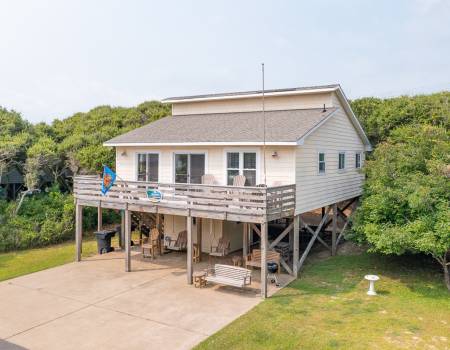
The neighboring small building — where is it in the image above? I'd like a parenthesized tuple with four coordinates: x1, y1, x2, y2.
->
(0, 167, 24, 200)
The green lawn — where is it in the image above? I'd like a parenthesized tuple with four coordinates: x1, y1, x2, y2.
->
(0, 238, 99, 282)
(196, 253, 450, 350)
(0, 232, 137, 282)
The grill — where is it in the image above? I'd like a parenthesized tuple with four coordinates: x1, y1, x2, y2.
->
(267, 262, 279, 273)
(267, 262, 280, 287)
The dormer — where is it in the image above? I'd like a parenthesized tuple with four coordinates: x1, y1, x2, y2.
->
(162, 84, 340, 116)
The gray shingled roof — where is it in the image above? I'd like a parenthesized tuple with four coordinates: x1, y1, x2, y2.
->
(105, 108, 337, 145)
(162, 84, 340, 102)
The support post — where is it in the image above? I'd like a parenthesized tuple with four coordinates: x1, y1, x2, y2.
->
(260, 221, 268, 298)
(187, 215, 193, 284)
(120, 210, 125, 249)
(293, 214, 300, 276)
(75, 203, 83, 262)
(243, 223, 248, 258)
(197, 217, 202, 262)
(332, 203, 337, 256)
(156, 214, 162, 255)
(156, 213, 160, 230)
(97, 206, 102, 232)
(298, 207, 331, 271)
(289, 218, 294, 254)
(124, 209, 131, 272)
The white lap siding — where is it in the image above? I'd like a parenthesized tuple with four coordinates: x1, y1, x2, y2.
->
(295, 104, 365, 214)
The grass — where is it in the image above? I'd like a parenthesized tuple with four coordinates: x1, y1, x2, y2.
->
(196, 252, 450, 350)
(0, 232, 138, 282)
(0, 237, 100, 282)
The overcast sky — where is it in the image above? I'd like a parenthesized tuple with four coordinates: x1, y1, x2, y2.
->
(0, 0, 449, 123)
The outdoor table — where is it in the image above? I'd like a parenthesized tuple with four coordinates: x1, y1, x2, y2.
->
(193, 271, 207, 288)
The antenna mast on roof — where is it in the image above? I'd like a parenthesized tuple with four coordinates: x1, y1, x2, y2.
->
(262, 63, 267, 186)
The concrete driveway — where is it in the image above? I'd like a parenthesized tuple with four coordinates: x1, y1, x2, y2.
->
(0, 251, 265, 350)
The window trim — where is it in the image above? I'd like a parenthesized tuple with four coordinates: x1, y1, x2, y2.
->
(172, 150, 208, 184)
(135, 151, 161, 182)
(338, 151, 346, 171)
(317, 151, 326, 175)
(223, 148, 260, 186)
(355, 151, 362, 169)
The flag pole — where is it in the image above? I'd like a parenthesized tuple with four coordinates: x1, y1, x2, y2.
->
(101, 164, 131, 199)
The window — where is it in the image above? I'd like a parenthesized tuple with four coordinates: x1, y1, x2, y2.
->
(226, 151, 257, 186)
(227, 152, 240, 185)
(338, 152, 346, 170)
(137, 153, 159, 182)
(174, 153, 205, 184)
(355, 152, 362, 169)
(318, 152, 326, 174)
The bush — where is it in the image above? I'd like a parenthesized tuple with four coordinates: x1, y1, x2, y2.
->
(0, 187, 120, 252)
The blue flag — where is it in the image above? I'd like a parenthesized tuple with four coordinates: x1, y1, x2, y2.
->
(101, 165, 116, 195)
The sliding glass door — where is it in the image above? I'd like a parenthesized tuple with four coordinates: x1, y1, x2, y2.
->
(174, 153, 205, 184)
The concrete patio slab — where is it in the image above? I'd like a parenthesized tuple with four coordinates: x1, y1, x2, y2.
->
(0, 283, 85, 339)
(7, 306, 204, 350)
(9, 256, 178, 304)
(0, 250, 286, 350)
(97, 271, 260, 335)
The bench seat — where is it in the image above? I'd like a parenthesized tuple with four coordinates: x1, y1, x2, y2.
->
(205, 276, 246, 288)
(205, 264, 252, 288)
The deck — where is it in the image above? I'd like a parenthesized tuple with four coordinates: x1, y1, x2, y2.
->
(73, 175, 296, 223)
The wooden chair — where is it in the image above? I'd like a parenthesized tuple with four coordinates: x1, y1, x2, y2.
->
(165, 230, 187, 251)
(201, 174, 215, 185)
(193, 243, 201, 263)
(209, 238, 230, 260)
(233, 175, 246, 187)
(142, 228, 161, 259)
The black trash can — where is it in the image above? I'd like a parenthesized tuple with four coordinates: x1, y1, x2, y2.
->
(94, 230, 116, 254)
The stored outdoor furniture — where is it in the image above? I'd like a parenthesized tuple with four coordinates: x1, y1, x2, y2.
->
(232, 175, 246, 187)
(273, 241, 290, 262)
(201, 174, 215, 185)
(245, 249, 281, 274)
(232, 255, 243, 266)
(209, 238, 230, 258)
(205, 264, 252, 288)
(193, 243, 200, 263)
(165, 230, 187, 251)
(142, 228, 161, 259)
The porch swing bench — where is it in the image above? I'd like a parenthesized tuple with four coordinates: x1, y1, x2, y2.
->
(205, 264, 252, 288)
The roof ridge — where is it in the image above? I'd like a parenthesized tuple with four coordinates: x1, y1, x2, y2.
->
(162, 84, 340, 102)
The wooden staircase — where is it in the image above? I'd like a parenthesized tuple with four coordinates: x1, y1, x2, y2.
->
(130, 212, 164, 245)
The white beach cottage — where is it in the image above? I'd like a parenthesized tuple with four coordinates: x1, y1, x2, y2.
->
(73, 84, 372, 297)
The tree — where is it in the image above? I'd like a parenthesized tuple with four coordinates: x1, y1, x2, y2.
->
(0, 133, 29, 178)
(0, 107, 31, 178)
(25, 137, 65, 189)
(351, 91, 450, 145)
(352, 125, 450, 290)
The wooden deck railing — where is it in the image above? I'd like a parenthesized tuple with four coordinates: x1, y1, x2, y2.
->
(73, 176, 295, 223)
